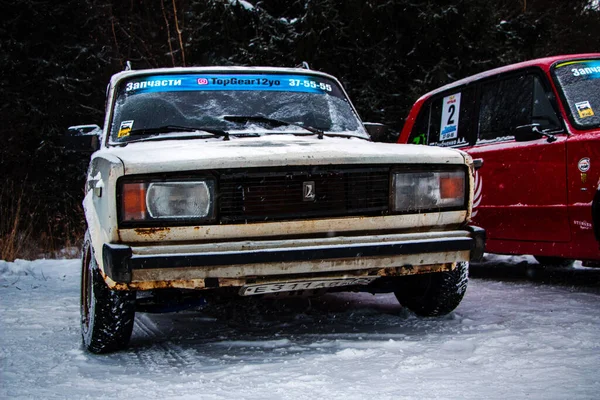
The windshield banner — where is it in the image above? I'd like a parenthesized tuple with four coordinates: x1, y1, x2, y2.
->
(555, 60, 600, 79)
(123, 74, 337, 95)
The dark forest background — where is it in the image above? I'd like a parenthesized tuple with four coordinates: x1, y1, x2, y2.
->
(1, 0, 599, 260)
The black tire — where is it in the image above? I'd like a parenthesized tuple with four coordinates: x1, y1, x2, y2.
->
(81, 232, 136, 353)
(394, 262, 469, 317)
(533, 256, 574, 268)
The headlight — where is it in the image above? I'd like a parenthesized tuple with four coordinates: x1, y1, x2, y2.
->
(392, 169, 466, 213)
(120, 179, 215, 224)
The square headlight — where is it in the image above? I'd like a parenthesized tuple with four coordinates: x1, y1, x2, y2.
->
(392, 169, 466, 213)
(120, 179, 215, 224)
(146, 182, 212, 219)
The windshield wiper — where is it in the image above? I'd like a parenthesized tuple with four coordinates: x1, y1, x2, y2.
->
(129, 125, 230, 140)
(223, 115, 325, 139)
(116, 125, 233, 146)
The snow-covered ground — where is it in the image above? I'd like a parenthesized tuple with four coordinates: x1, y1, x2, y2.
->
(1, 256, 600, 399)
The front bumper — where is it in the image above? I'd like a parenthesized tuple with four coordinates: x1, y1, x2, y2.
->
(102, 227, 485, 288)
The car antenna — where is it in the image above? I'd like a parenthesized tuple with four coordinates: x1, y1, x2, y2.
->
(124, 61, 132, 71)
(296, 61, 310, 70)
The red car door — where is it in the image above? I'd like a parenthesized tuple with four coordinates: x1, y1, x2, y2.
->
(468, 137, 569, 244)
(468, 72, 570, 246)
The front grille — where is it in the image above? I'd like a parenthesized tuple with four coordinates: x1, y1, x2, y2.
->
(218, 166, 390, 223)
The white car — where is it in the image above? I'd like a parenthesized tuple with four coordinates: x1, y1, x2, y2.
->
(74, 65, 485, 353)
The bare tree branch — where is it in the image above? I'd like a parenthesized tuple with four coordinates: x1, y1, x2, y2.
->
(172, 0, 186, 66)
(161, 0, 176, 67)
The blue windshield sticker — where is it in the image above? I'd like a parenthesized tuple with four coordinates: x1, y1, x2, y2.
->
(571, 64, 600, 77)
(556, 60, 600, 78)
(123, 74, 335, 95)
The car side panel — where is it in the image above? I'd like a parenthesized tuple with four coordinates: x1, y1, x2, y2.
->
(566, 130, 600, 259)
(83, 154, 124, 270)
(467, 136, 570, 244)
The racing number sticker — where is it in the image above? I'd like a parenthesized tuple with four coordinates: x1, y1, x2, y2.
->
(440, 93, 461, 141)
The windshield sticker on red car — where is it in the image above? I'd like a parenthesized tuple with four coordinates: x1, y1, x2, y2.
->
(440, 93, 461, 141)
(555, 60, 600, 77)
(575, 101, 595, 118)
(571, 65, 600, 77)
(122, 74, 338, 96)
(118, 120, 134, 138)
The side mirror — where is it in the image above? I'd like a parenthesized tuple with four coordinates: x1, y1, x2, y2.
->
(364, 122, 399, 143)
(63, 124, 102, 152)
(514, 123, 557, 143)
(514, 123, 543, 142)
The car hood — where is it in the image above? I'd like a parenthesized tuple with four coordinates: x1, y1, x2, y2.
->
(101, 135, 467, 175)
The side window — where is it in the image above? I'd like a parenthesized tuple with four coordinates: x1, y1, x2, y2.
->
(408, 87, 476, 148)
(477, 74, 562, 143)
(478, 74, 534, 142)
(532, 77, 561, 131)
(407, 102, 431, 145)
(428, 88, 476, 148)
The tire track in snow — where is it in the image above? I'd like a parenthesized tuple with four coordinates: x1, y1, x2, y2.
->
(132, 314, 196, 368)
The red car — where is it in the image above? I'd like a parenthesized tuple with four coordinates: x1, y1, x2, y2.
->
(399, 54, 600, 266)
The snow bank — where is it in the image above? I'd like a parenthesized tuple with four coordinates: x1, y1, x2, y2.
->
(1, 258, 600, 399)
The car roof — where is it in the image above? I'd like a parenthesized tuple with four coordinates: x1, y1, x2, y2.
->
(417, 53, 600, 100)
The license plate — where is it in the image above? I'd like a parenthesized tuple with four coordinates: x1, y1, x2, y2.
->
(239, 277, 378, 296)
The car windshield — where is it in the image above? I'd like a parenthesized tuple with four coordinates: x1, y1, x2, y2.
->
(552, 58, 600, 129)
(108, 72, 368, 144)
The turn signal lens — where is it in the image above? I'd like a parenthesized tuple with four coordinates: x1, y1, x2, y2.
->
(122, 183, 147, 221)
(439, 171, 465, 203)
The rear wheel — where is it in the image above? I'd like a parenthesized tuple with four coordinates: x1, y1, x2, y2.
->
(533, 256, 574, 268)
(81, 232, 136, 353)
(394, 262, 469, 317)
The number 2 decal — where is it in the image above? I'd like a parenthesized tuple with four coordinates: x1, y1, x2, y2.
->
(440, 93, 461, 141)
(447, 104, 456, 125)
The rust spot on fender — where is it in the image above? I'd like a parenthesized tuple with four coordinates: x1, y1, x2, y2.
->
(134, 227, 171, 236)
(133, 227, 172, 241)
(375, 263, 453, 277)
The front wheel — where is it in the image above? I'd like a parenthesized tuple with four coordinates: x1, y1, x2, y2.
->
(81, 232, 136, 353)
(394, 262, 469, 317)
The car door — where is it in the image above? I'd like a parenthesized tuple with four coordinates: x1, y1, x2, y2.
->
(466, 71, 570, 244)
